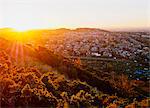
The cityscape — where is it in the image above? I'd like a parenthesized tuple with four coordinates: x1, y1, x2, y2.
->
(0, 0, 149, 107)
(0, 28, 149, 107)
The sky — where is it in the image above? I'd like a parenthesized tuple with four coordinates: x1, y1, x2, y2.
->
(0, 0, 149, 30)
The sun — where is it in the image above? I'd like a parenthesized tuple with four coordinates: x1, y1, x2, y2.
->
(13, 26, 30, 32)
(1, 27, 35, 43)
(3, 28, 31, 43)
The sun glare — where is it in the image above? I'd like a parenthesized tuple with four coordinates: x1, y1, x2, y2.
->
(13, 26, 30, 32)
(3, 29, 31, 43)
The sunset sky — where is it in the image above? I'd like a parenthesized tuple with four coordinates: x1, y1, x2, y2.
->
(0, 0, 149, 30)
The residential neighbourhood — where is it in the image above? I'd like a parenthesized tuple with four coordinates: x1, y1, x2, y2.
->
(43, 30, 149, 62)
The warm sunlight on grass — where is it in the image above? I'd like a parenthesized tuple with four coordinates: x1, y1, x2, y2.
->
(13, 31, 27, 42)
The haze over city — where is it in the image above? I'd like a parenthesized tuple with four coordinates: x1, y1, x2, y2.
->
(0, 0, 149, 31)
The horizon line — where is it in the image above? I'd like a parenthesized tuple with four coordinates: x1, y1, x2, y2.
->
(0, 26, 150, 32)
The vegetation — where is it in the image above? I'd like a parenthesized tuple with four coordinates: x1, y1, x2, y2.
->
(0, 49, 149, 107)
(0, 29, 149, 107)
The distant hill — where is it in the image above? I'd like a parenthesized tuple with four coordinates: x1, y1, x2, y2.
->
(74, 28, 110, 32)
